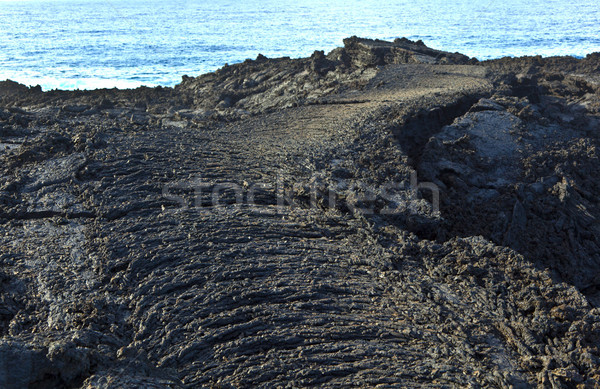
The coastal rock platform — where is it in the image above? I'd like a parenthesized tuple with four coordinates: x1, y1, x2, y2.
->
(1, 37, 600, 388)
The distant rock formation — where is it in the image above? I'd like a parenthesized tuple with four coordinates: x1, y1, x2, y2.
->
(337, 36, 473, 67)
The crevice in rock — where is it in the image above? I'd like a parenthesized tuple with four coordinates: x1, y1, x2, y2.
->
(391, 95, 483, 167)
(403, 93, 600, 307)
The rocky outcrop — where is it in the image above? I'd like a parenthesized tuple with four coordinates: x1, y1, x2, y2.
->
(172, 37, 473, 117)
(339, 36, 473, 67)
(1, 38, 600, 387)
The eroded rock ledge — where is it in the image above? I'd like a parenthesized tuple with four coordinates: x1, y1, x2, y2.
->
(1, 37, 599, 388)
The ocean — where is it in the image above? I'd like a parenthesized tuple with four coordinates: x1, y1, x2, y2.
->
(1, 0, 599, 90)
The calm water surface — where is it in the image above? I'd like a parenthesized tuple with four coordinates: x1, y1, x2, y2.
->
(1, 0, 599, 90)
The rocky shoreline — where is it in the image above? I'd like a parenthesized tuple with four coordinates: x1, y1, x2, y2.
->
(1, 37, 599, 387)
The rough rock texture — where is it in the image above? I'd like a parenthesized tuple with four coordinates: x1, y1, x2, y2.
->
(0, 38, 599, 388)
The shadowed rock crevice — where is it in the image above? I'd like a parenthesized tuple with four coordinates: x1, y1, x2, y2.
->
(391, 94, 484, 166)
(415, 77, 600, 307)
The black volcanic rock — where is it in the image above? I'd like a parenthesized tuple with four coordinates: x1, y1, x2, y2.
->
(0, 38, 599, 388)
(0, 80, 41, 97)
(340, 36, 473, 67)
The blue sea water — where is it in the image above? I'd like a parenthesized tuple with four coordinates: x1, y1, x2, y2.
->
(0, 0, 599, 90)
